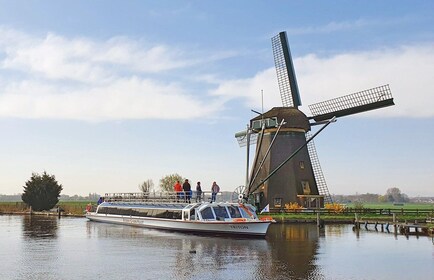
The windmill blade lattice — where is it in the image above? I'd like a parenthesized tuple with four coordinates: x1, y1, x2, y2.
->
(305, 132, 333, 204)
(271, 32, 302, 108)
(308, 85, 394, 122)
(235, 131, 258, 147)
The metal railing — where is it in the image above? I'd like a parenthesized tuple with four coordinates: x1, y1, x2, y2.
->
(103, 191, 222, 204)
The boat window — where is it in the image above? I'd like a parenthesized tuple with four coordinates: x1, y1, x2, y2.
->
(246, 205, 258, 218)
(133, 208, 149, 217)
(97, 206, 106, 214)
(190, 209, 196, 220)
(212, 206, 229, 221)
(200, 207, 215, 220)
(155, 210, 168, 218)
(98, 205, 182, 219)
(227, 206, 242, 218)
(239, 206, 256, 219)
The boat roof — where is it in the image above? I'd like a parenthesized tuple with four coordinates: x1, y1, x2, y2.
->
(99, 201, 256, 211)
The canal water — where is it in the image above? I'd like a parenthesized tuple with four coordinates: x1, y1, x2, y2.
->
(0, 215, 432, 280)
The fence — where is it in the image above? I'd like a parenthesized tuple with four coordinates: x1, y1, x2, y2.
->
(268, 208, 434, 216)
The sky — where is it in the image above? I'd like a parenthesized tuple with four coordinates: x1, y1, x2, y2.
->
(0, 0, 433, 197)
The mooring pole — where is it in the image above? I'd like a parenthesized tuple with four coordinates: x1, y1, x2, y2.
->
(245, 124, 251, 190)
(355, 213, 359, 229)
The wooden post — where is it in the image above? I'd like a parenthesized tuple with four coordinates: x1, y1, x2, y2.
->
(355, 213, 359, 229)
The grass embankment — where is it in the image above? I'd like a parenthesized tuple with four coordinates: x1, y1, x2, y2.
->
(2, 201, 433, 222)
(263, 203, 434, 223)
(265, 213, 430, 223)
(0, 201, 91, 216)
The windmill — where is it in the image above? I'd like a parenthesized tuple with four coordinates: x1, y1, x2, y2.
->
(235, 31, 394, 210)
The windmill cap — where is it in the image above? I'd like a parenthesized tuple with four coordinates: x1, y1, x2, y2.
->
(251, 107, 310, 131)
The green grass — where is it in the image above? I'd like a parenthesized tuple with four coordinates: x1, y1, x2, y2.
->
(0, 201, 93, 216)
(346, 202, 434, 210)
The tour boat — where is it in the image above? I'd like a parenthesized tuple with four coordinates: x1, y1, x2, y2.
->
(86, 192, 274, 237)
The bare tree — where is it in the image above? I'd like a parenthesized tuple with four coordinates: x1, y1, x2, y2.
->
(139, 179, 154, 193)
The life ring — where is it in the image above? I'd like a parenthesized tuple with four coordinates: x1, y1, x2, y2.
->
(233, 218, 247, 222)
(86, 204, 92, 212)
(260, 216, 274, 222)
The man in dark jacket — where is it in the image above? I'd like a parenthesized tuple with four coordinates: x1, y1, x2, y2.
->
(182, 179, 192, 203)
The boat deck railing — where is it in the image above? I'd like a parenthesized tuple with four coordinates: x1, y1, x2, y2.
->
(103, 191, 221, 204)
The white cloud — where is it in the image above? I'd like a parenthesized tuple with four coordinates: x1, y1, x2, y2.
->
(0, 77, 222, 121)
(212, 44, 434, 118)
(1, 26, 433, 122)
(0, 30, 196, 82)
(0, 27, 223, 121)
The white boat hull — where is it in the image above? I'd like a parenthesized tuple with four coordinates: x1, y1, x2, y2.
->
(86, 213, 271, 237)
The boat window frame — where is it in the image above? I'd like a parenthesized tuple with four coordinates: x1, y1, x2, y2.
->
(212, 205, 230, 221)
(226, 205, 242, 218)
(199, 205, 216, 220)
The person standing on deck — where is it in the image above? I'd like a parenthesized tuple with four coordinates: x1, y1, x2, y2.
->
(183, 179, 192, 203)
(174, 180, 182, 202)
(196, 181, 202, 202)
(211, 182, 220, 203)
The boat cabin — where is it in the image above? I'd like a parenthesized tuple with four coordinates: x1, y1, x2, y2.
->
(182, 202, 258, 221)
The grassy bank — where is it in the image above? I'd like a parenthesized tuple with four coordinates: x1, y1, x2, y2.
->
(265, 212, 431, 223)
(2, 201, 433, 222)
(0, 201, 91, 216)
(346, 202, 434, 210)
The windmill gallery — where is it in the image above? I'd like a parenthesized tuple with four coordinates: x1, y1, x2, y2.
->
(235, 31, 395, 211)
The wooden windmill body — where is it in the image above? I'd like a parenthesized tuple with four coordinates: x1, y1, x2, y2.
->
(236, 32, 395, 210)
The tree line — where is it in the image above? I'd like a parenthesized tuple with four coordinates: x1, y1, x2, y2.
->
(17, 172, 191, 210)
(14, 171, 415, 211)
(332, 187, 410, 203)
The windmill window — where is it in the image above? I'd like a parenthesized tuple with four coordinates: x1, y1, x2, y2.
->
(299, 161, 305, 169)
(274, 198, 282, 208)
(302, 181, 311, 195)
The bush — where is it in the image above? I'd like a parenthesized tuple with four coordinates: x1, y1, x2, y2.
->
(353, 201, 364, 210)
(284, 202, 303, 212)
(325, 203, 346, 213)
(21, 172, 63, 211)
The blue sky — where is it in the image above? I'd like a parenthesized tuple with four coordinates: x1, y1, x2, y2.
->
(0, 1, 433, 196)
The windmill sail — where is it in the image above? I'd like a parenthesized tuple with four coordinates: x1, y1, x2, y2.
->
(309, 85, 394, 122)
(306, 132, 333, 204)
(272, 32, 302, 108)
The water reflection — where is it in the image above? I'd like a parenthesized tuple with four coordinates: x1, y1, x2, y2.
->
(266, 223, 323, 279)
(22, 214, 59, 239)
(18, 215, 61, 280)
(87, 221, 273, 279)
(86, 222, 326, 279)
(0, 216, 431, 280)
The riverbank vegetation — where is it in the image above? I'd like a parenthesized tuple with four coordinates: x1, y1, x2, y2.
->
(1, 201, 433, 221)
(264, 202, 433, 223)
(0, 201, 91, 216)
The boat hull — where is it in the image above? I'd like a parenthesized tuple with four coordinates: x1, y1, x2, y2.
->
(86, 213, 271, 237)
